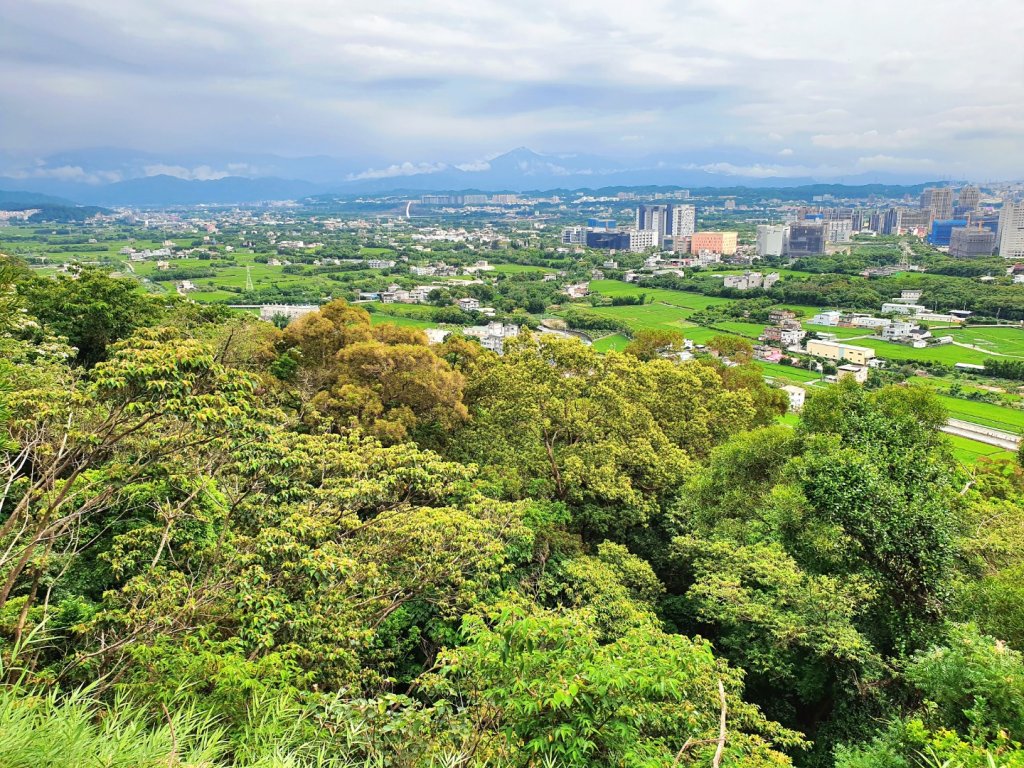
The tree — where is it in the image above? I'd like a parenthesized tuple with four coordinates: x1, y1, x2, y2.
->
(707, 334, 754, 363)
(454, 335, 774, 539)
(311, 339, 468, 444)
(19, 268, 167, 366)
(425, 604, 804, 768)
(624, 329, 687, 361)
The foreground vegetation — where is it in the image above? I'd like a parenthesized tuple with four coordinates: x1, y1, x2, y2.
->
(3, 257, 1024, 767)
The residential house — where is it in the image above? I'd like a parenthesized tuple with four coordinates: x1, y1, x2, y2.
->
(781, 385, 806, 411)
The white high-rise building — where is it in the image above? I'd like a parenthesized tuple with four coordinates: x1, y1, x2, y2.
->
(825, 219, 853, 243)
(671, 205, 696, 238)
(998, 201, 1024, 260)
(756, 225, 788, 257)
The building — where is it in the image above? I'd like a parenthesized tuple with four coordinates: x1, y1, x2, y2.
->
(259, 304, 319, 323)
(786, 222, 826, 257)
(671, 205, 697, 238)
(882, 207, 903, 235)
(756, 225, 787, 257)
(958, 185, 981, 213)
(769, 309, 796, 324)
(928, 219, 969, 246)
(463, 323, 520, 354)
(949, 226, 997, 258)
(900, 208, 934, 234)
(563, 282, 590, 299)
(367, 259, 397, 269)
(921, 187, 954, 220)
(627, 229, 660, 252)
(457, 297, 481, 312)
(781, 385, 806, 412)
(690, 231, 738, 256)
(585, 230, 631, 250)
(837, 364, 869, 383)
(810, 310, 841, 326)
(824, 219, 853, 243)
(424, 328, 451, 345)
(762, 323, 806, 346)
(806, 339, 876, 365)
(724, 271, 780, 291)
(882, 302, 925, 315)
(998, 201, 1024, 260)
(561, 227, 586, 245)
(636, 204, 670, 236)
(882, 322, 919, 341)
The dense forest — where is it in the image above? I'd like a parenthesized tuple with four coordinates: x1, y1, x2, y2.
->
(2, 257, 1024, 768)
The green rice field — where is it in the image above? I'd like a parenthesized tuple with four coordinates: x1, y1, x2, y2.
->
(948, 326, 1024, 358)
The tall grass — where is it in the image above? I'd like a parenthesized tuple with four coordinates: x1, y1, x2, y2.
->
(0, 684, 230, 767)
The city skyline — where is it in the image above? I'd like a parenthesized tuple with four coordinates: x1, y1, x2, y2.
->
(2, 0, 1024, 189)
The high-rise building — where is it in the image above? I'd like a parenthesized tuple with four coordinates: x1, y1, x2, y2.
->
(636, 205, 670, 236)
(882, 207, 903, 235)
(670, 205, 696, 238)
(561, 227, 585, 245)
(637, 204, 695, 239)
(756, 225, 788, 257)
(921, 187, 954, 220)
(786, 222, 826, 257)
(957, 185, 981, 212)
(998, 201, 1024, 260)
(901, 208, 934, 233)
(928, 219, 969, 246)
(824, 219, 853, 243)
(949, 226, 996, 258)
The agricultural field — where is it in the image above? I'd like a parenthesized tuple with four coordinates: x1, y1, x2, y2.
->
(948, 326, 1024, 358)
(756, 362, 821, 383)
(925, 392, 1024, 435)
(587, 280, 726, 313)
(591, 333, 630, 353)
(577, 302, 698, 333)
(910, 376, 1023, 405)
(491, 263, 555, 274)
(710, 320, 768, 338)
(845, 337, 998, 366)
(801, 324, 873, 339)
(944, 433, 1017, 465)
(368, 314, 437, 330)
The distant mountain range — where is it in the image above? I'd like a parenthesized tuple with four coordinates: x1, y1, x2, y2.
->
(0, 146, 952, 207)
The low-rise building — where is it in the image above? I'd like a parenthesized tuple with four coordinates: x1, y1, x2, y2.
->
(806, 339, 877, 365)
(810, 310, 842, 326)
(457, 297, 481, 312)
(259, 304, 319, 323)
(837, 364, 869, 383)
(769, 309, 796, 324)
(463, 322, 520, 354)
(781, 385, 806, 411)
(563, 282, 590, 300)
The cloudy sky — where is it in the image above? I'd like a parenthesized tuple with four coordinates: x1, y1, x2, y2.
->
(2, 0, 1023, 181)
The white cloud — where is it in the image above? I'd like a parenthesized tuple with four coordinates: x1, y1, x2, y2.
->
(1, 0, 1023, 178)
(1, 164, 123, 184)
(346, 162, 448, 180)
(143, 164, 236, 180)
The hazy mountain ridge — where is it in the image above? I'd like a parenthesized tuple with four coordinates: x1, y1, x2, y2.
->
(1, 147, 954, 205)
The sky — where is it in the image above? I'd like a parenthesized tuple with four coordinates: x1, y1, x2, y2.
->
(2, 0, 1024, 183)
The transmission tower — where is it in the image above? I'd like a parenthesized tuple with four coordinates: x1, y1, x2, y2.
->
(245, 265, 254, 292)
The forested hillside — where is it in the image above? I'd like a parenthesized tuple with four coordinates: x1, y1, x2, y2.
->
(2, 257, 1024, 768)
